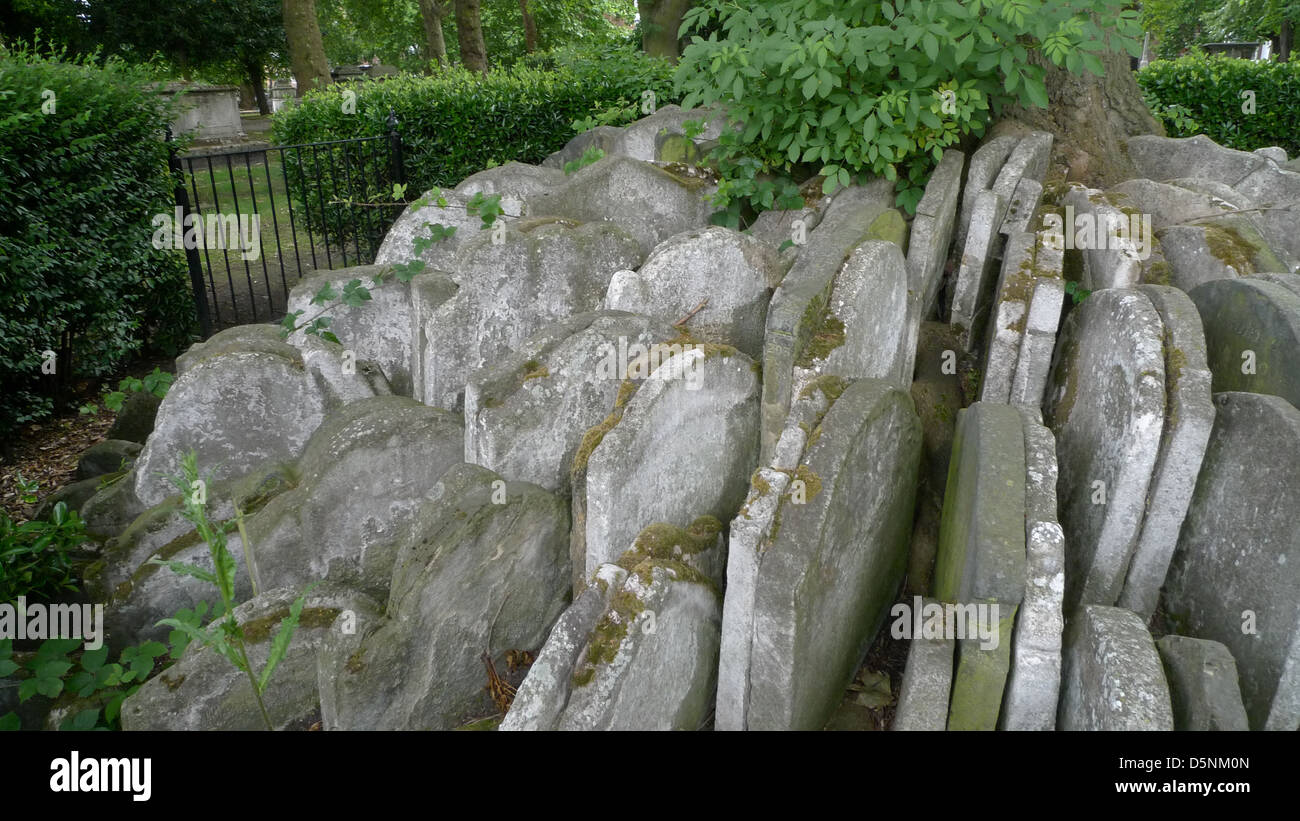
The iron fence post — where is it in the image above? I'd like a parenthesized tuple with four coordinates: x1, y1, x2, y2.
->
(387, 109, 406, 187)
(166, 126, 214, 339)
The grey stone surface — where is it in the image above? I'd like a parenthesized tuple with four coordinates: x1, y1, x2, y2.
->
(243, 396, 465, 600)
(1109, 178, 1236, 230)
(77, 439, 141, 480)
(1009, 232, 1065, 408)
(979, 231, 1036, 404)
(1164, 392, 1300, 730)
(558, 558, 722, 730)
(1061, 186, 1143, 290)
(1117, 286, 1214, 618)
(991, 131, 1053, 229)
(801, 239, 910, 385)
(614, 104, 725, 162)
(956, 135, 1017, 250)
(528, 155, 717, 255)
(1044, 288, 1165, 611)
(582, 346, 759, 580)
(105, 390, 162, 444)
(893, 600, 955, 732)
(1250, 271, 1300, 298)
(1189, 276, 1300, 411)
(1001, 408, 1065, 731)
(748, 205, 824, 259)
(120, 584, 381, 730)
(949, 189, 1006, 343)
(464, 311, 678, 495)
(375, 188, 515, 271)
(1126, 134, 1268, 187)
(906, 148, 965, 321)
(1156, 635, 1250, 731)
(320, 464, 570, 730)
(933, 402, 1027, 607)
(285, 264, 439, 398)
(132, 325, 385, 509)
(541, 125, 623, 170)
(499, 564, 626, 731)
(419, 220, 642, 410)
(1156, 225, 1245, 289)
(1225, 158, 1300, 266)
(758, 180, 896, 461)
(1255, 146, 1288, 165)
(1058, 604, 1174, 730)
(735, 379, 921, 730)
(452, 161, 566, 217)
(603, 226, 787, 358)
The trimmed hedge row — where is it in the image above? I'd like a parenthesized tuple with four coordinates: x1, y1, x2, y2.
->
(1138, 54, 1300, 156)
(0, 43, 195, 439)
(270, 47, 681, 199)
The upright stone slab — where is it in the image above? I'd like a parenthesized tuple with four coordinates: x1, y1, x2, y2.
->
(1008, 231, 1065, 408)
(892, 611, 955, 732)
(932, 402, 1026, 730)
(956, 135, 1017, 250)
(905, 148, 965, 322)
(740, 379, 921, 730)
(804, 239, 910, 385)
(603, 226, 787, 358)
(499, 564, 626, 731)
(1001, 408, 1065, 731)
(419, 220, 642, 410)
(1062, 186, 1142, 290)
(120, 584, 381, 730)
(319, 464, 570, 730)
(464, 312, 679, 495)
(1044, 288, 1165, 611)
(979, 231, 1036, 403)
(1125, 134, 1268, 188)
(1156, 635, 1250, 731)
(1232, 158, 1300, 266)
(758, 180, 895, 461)
(582, 346, 760, 579)
(558, 558, 722, 731)
(452, 161, 566, 217)
(375, 189, 515, 270)
(1164, 392, 1300, 730)
(132, 325, 383, 508)
(244, 396, 465, 599)
(991, 131, 1053, 230)
(527, 155, 716, 255)
(1117, 286, 1214, 618)
(949, 189, 1006, 344)
(1058, 605, 1174, 731)
(1189, 277, 1300, 411)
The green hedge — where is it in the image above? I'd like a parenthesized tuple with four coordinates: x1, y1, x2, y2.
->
(1138, 54, 1300, 156)
(0, 43, 196, 439)
(270, 47, 681, 238)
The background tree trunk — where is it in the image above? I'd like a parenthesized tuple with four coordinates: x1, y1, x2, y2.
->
(244, 61, 271, 115)
(519, 0, 538, 53)
(996, 46, 1164, 189)
(637, 0, 693, 61)
(1279, 19, 1292, 62)
(419, 0, 450, 69)
(283, 0, 332, 95)
(455, 0, 489, 75)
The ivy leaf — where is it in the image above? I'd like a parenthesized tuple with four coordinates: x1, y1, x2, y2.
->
(0, 712, 19, 731)
(311, 283, 338, 306)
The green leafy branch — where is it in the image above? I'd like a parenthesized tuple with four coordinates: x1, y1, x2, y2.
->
(79, 367, 173, 416)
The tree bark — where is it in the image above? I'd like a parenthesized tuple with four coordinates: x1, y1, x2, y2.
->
(996, 45, 1164, 189)
(419, 0, 450, 69)
(455, 0, 489, 75)
(245, 60, 271, 115)
(638, 0, 693, 61)
(519, 0, 538, 53)
(282, 0, 332, 95)
(1279, 19, 1292, 63)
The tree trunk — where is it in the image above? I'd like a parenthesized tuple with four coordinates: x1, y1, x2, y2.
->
(455, 0, 489, 75)
(638, 0, 693, 61)
(283, 0, 332, 95)
(245, 61, 271, 115)
(995, 45, 1164, 190)
(419, 0, 450, 69)
(519, 0, 538, 53)
(1279, 19, 1292, 63)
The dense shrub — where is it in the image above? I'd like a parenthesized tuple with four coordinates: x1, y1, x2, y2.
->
(1138, 54, 1300, 156)
(674, 0, 1143, 219)
(0, 42, 195, 438)
(270, 47, 680, 240)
